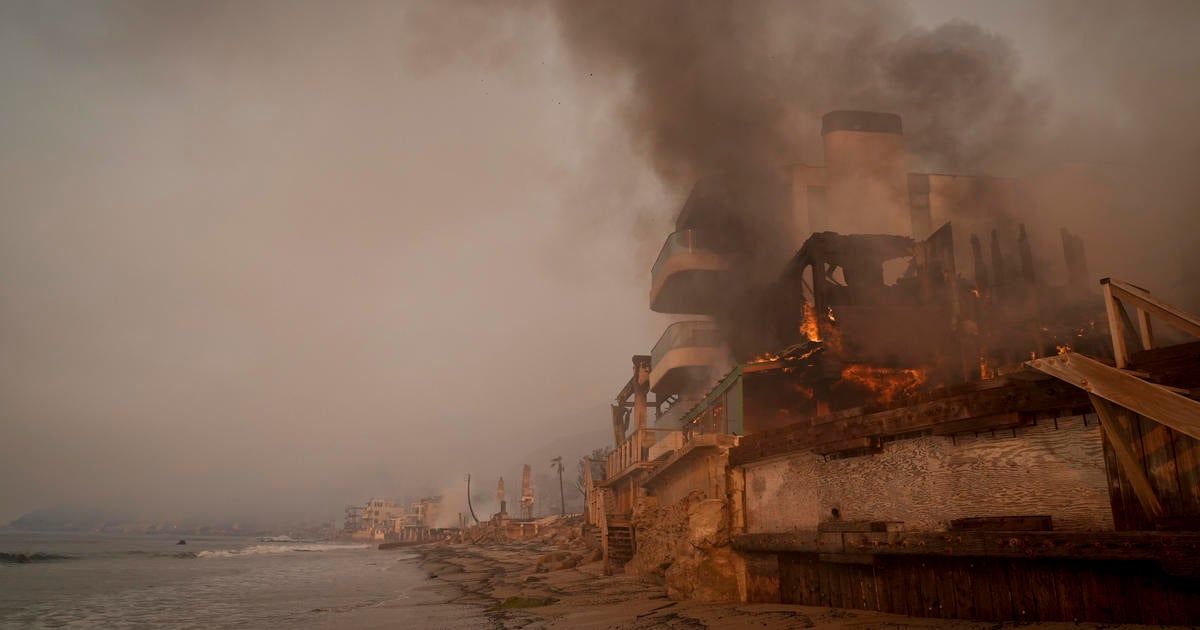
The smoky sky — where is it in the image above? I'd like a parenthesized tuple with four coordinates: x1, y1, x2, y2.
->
(2, 0, 1197, 526)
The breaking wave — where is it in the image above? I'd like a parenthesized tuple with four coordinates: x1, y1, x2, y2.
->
(0, 552, 73, 564)
(195, 543, 368, 558)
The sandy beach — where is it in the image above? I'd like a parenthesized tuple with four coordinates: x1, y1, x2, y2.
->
(409, 540, 1175, 630)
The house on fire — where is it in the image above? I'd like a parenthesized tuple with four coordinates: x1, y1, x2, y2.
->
(583, 110, 1200, 624)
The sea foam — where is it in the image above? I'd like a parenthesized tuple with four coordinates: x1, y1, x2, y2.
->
(194, 543, 368, 558)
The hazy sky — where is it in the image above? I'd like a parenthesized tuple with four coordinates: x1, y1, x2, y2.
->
(2, 1, 1196, 525)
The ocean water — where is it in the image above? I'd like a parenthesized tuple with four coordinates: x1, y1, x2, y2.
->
(0, 531, 483, 629)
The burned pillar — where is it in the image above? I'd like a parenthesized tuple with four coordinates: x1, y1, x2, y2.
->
(990, 229, 1006, 288)
(520, 464, 534, 520)
(971, 234, 990, 290)
(821, 111, 910, 236)
(1061, 228, 1090, 289)
(496, 477, 506, 516)
(1018, 224, 1036, 285)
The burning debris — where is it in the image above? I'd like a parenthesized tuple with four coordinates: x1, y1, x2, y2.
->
(837, 363, 928, 405)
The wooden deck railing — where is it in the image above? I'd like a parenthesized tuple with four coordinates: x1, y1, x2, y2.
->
(606, 430, 644, 478)
(605, 429, 685, 479)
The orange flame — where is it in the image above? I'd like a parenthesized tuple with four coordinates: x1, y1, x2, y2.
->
(1056, 344, 1071, 355)
(801, 303, 820, 342)
(750, 351, 780, 364)
(840, 364, 928, 405)
(979, 354, 994, 380)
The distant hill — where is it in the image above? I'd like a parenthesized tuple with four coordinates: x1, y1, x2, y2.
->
(4, 505, 132, 531)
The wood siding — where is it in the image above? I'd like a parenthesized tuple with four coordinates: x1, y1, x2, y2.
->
(776, 553, 1200, 625)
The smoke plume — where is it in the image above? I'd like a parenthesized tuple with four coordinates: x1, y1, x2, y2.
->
(551, 0, 1198, 310)
(553, 1, 1046, 185)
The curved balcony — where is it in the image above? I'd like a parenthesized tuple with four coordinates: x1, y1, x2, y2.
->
(650, 320, 729, 396)
(650, 230, 729, 314)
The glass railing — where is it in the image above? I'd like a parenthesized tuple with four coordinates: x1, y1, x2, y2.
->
(651, 229, 720, 281)
(650, 320, 724, 371)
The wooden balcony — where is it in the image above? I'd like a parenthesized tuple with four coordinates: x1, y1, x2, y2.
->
(604, 429, 685, 482)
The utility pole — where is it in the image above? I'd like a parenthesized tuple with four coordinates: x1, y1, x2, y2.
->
(551, 456, 565, 515)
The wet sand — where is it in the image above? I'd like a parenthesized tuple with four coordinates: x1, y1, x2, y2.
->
(408, 540, 1180, 629)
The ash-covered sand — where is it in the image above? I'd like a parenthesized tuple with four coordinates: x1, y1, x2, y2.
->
(404, 540, 1174, 630)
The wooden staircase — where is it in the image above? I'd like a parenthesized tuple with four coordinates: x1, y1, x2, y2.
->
(583, 524, 602, 549)
(606, 520, 635, 568)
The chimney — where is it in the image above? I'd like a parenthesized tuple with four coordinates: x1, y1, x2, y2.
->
(821, 111, 910, 236)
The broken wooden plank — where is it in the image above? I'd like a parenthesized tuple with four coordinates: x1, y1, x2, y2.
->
(1027, 352, 1200, 441)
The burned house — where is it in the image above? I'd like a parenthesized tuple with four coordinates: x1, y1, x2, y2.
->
(584, 110, 1200, 623)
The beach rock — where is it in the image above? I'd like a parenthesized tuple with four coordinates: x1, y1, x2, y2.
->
(555, 555, 581, 570)
(534, 551, 582, 572)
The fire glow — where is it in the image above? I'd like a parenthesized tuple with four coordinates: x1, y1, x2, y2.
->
(801, 303, 821, 342)
(840, 364, 929, 405)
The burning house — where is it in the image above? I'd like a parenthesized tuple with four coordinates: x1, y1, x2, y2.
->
(584, 111, 1200, 623)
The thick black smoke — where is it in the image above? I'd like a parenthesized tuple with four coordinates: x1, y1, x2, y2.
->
(551, 0, 1199, 316)
(553, 1, 1046, 186)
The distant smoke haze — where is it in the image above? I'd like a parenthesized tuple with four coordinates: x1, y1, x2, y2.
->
(1, 1, 1196, 526)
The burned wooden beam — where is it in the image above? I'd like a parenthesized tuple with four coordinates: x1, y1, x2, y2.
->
(732, 378, 1090, 466)
(990, 229, 1006, 287)
(971, 234, 990, 289)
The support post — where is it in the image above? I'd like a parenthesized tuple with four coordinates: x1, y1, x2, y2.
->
(1091, 395, 1165, 519)
(1102, 281, 1130, 369)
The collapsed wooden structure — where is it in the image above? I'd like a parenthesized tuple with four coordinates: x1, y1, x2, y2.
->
(730, 279, 1200, 623)
(582, 106, 1200, 621)
(586, 264, 1200, 622)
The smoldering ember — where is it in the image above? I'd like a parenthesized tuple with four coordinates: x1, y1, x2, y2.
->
(3, 2, 1200, 629)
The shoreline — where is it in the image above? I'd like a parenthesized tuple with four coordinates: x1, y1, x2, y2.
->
(403, 540, 1193, 629)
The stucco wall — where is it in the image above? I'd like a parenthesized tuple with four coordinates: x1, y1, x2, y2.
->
(743, 414, 1113, 533)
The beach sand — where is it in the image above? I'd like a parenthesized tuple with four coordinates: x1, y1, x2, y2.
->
(410, 540, 1170, 629)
